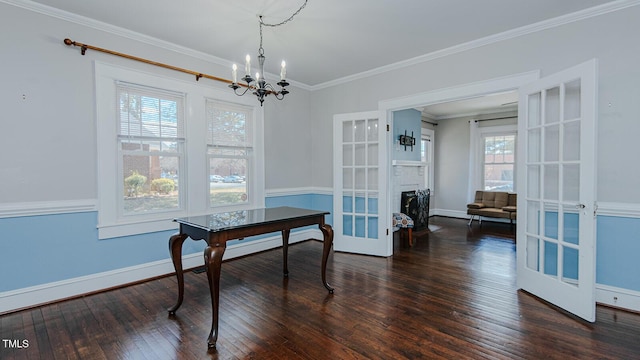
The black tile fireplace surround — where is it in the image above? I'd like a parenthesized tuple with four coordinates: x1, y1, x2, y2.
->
(400, 189, 430, 231)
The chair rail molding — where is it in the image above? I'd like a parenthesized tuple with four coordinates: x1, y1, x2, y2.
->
(597, 202, 640, 218)
(0, 199, 97, 219)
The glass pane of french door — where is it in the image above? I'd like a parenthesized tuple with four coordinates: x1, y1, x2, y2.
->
(342, 118, 379, 239)
(524, 80, 582, 286)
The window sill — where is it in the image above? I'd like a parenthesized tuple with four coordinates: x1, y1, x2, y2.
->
(98, 218, 178, 240)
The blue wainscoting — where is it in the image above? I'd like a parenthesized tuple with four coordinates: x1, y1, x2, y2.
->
(0, 212, 184, 292)
(0, 193, 335, 294)
(266, 193, 334, 235)
(597, 215, 640, 292)
(2, 196, 638, 309)
(266, 192, 333, 225)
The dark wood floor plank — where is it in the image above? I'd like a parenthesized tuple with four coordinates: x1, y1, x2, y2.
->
(2, 216, 640, 359)
(0, 311, 29, 360)
(40, 304, 81, 360)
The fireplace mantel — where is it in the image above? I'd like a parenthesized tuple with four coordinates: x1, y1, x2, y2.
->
(392, 160, 426, 167)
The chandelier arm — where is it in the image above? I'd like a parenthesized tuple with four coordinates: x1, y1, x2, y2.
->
(234, 0, 307, 106)
(232, 85, 252, 97)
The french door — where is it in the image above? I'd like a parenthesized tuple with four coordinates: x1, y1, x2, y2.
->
(516, 59, 598, 321)
(333, 111, 390, 256)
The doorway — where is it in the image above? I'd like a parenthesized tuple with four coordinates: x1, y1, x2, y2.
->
(380, 61, 598, 322)
(381, 71, 540, 220)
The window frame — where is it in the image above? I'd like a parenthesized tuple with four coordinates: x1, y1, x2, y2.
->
(95, 62, 264, 239)
(116, 82, 186, 218)
(420, 127, 435, 193)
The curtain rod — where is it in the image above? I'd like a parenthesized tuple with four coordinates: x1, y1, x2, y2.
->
(473, 115, 517, 122)
(422, 120, 438, 126)
(63, 38, 247, 88)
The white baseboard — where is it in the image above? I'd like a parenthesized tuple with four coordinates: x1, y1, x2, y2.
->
(0, 229, 322, 314)
(431, 208, 467, 219)
(432, 208, 514, 224)
(596, 284, 640, 313)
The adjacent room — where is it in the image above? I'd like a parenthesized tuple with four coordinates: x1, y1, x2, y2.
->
(2, 0, 640, 358)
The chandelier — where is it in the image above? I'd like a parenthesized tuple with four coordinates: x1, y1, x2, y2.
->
(229, 1, 308, 106)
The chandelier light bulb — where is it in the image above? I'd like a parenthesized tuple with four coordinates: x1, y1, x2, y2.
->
(245, 55, 251, 75)
(232, 63, 238, 83)
(280, 60, 286, 80)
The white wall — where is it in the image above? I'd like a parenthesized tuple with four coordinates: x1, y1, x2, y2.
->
(0, 2, 313, 205)
(432, 117, 470, 213)
(309, 6, 640, 205)
(263, 83, 313, 191)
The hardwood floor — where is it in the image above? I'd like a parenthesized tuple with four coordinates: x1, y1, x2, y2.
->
(2, 216, 640, 359)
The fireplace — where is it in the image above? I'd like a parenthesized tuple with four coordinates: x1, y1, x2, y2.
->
(400, 189, 430, 231)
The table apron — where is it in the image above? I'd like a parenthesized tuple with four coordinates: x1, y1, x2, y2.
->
(182, 216, 325, 244)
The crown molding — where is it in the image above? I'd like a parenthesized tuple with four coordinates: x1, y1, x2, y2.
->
(3, 0, 638, 92)
(311, 0, 640, 91)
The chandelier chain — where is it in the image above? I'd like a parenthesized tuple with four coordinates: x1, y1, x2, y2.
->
(260, 0, 308, 27)
(258, 0, 308, 51)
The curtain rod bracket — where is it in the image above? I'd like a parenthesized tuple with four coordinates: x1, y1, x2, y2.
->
(63, 38, 87, 55)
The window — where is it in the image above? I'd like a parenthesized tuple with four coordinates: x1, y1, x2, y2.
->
(117, 84, 184, 216)
(482, 134, 516, 191)
(96, 63, 264, 239)
(206, 100, 253, 208)
(421, 128, 435, 192)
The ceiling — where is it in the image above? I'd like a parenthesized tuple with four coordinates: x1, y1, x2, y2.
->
(30, 0, 616, 87)
(25, 0, 617, 116)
